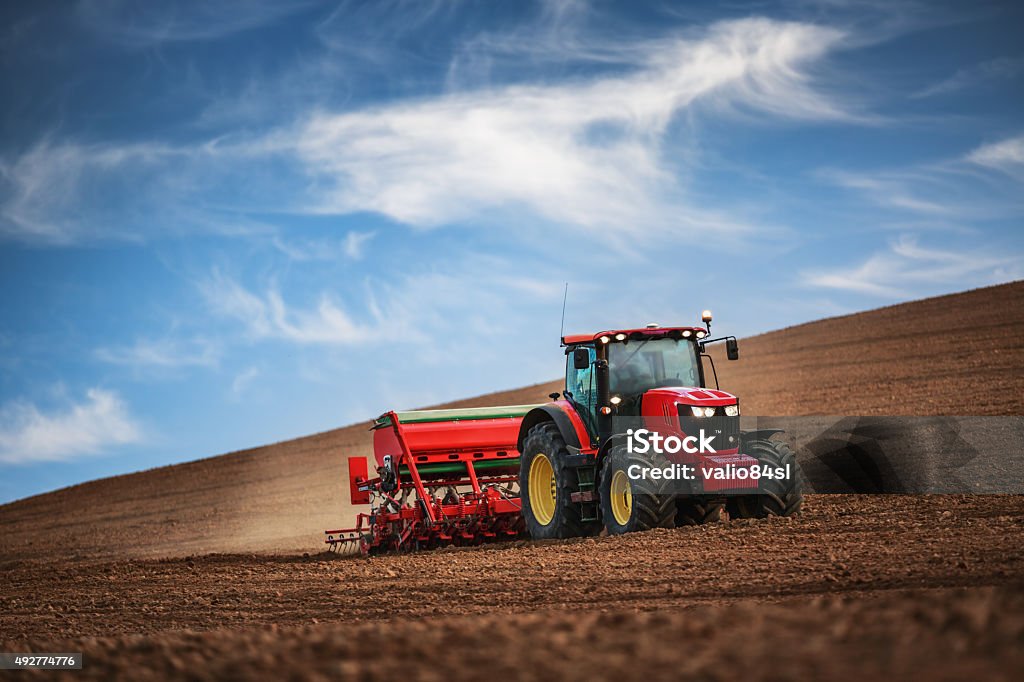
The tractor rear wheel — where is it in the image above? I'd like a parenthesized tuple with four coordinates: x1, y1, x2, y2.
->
(728, 439, 803, 518)
(675, 497, 724, 526)
(600, 443, 676, 535)
(520, 422, 601, 540)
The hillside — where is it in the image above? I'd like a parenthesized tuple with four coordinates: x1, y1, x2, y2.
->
(0, 281, 1022, 562)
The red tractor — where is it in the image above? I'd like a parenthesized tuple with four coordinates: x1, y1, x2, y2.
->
(327, 313, 801, 553)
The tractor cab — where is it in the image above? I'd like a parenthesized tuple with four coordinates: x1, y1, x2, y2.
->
(561, 314, 740, 446)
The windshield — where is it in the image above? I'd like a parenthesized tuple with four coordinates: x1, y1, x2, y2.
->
(608, 337, 700, 398)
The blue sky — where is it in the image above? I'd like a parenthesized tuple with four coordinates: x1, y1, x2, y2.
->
(1, 0, 1022, 503)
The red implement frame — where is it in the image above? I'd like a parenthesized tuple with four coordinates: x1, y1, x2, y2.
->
(325, 411, 525, 554)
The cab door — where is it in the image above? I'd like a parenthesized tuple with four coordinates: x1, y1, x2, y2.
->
(565, 345, 598, 440)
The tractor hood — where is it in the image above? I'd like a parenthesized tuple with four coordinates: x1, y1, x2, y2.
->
(644, 386, 738, 407)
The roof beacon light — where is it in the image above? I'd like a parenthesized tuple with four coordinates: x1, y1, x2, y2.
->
(701, 309, 713, 333)
(646, 322, 659, 329)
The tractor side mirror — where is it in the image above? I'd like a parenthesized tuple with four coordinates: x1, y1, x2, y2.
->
(573, 348, 591, 370)
(726, 338, 739, 361)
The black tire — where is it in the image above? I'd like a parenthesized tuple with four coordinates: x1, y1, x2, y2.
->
(728, 439, 803, 518)
(675, 497, 724, 526)
(600, 442, 676, 535)
(519, 422, 601, 540)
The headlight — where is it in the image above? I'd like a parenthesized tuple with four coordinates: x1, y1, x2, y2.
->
(599, 335, 610, 344)
(614, 333, 627, 341)
(610, 395, 622, 405)
(724, 404, 739, 417)
(695, 330, 706, 339)
(690, 406, 716, 417)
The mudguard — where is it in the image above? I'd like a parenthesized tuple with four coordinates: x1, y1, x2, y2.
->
(516, 401, 592, 456)
(596, 431, 627, 464)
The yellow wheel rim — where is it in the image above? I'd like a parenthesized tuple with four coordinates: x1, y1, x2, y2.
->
(528, 453, 557, 525)
(609, 470, 632, 526)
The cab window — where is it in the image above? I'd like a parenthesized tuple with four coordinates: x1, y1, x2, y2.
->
(565, 345, 597, 432)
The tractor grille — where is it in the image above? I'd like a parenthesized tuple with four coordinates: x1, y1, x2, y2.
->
(677, 407, 740, 451)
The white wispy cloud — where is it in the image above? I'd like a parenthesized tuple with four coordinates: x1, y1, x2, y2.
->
(821, 169, 951, 215)
(445, 0, 638, 87)
(0, 389, 143, 464)
(0, 139, 179, 243)
(818, 136, 1024, 222)
(315, 0, 454, 63)
(198, 254, 563, 349)
(344, 230, 375, 259)
(0, 136, 287, 244)
(0, 17, 853, 246)
(270, 230, 376, 262)
(76, 0, 313, 47)
(294, 18, 850, 237)
(803, 235, 1022, 297)
(230, 366, 260, 399)
(912, 56, 1024, 99)
(95, 337, 220, 368)
(967, 134, 1024, 175)
(198, 270, 382, 345)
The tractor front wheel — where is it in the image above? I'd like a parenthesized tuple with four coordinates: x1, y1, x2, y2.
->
(728, 438, 803, 518)
(600, 443, 676, 535)
(520, 422, 600, 540)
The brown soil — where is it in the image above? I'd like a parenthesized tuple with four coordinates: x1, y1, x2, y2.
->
(2, 495, 1023, 680)
(1, 281, 1023, 680)
(21, 587, 1024, 681)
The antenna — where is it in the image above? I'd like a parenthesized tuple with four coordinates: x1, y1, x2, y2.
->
(559, 282, 569, 346)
